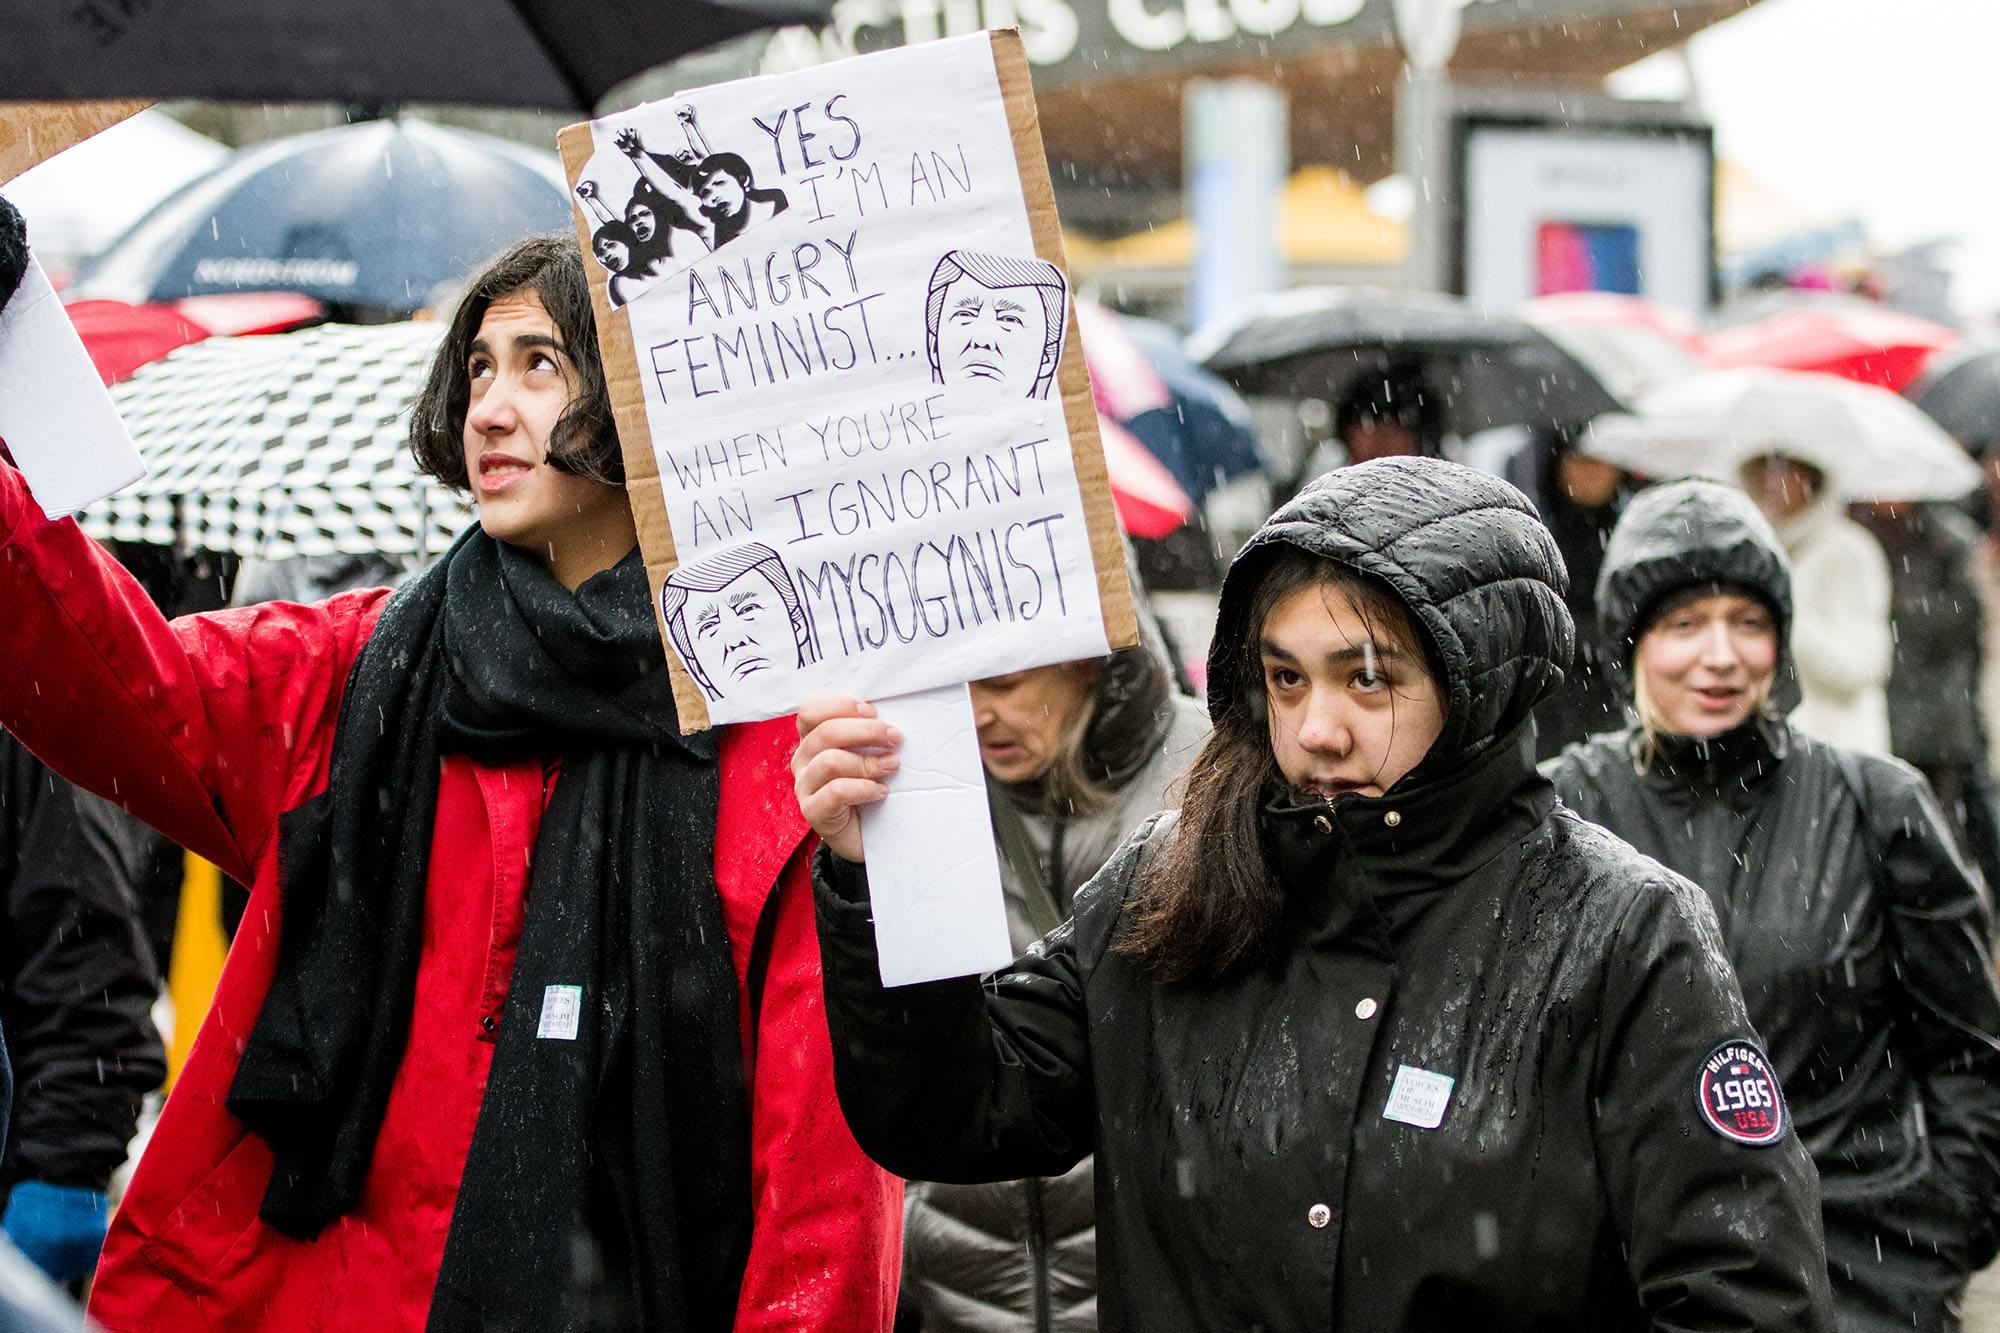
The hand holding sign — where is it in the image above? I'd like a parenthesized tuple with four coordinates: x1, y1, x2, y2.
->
(792, 696, 901, 863)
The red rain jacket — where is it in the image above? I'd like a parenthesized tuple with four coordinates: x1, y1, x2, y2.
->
(0, 462, 900, 1332)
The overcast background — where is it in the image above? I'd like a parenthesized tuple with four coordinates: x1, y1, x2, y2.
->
(1611, 0, 2000, 320)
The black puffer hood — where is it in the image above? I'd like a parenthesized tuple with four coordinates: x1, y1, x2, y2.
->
(1207, 456, 1573, 766)
(0, 194, 28, 312)
(1595, 479, 1794, 692)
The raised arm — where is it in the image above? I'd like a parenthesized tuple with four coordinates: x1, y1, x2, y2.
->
(812, 845, 1108, 1183)
(0, 459, 386, 883)
(676, 105, 712, 161)
(615, 128, 711, 248)
(574, 179, 616, 227)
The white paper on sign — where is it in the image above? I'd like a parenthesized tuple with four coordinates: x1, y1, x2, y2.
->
(858, 683, 1013, 987)
(579, 33, 1110, 726)
(0, 256, 145, 516)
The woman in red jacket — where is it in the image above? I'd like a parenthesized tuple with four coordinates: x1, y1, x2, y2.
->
(0, 228, 899, 1332)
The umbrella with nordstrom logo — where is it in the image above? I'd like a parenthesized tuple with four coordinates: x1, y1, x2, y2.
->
(64, 118, 572, 317)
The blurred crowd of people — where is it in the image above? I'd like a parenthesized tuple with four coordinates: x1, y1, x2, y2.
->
(1314, 362, 2000, 909)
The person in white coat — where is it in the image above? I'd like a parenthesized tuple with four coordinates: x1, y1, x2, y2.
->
(1740, 453, 1893, 754)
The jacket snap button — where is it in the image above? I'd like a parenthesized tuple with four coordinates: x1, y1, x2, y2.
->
(1308, 1203, 1331, 1228)
(480, 1015, 497, 1034)
(1383, 810, 1402, 828)
(1354, 997, 1378, 1021)
(1313, 814, 1332, 833)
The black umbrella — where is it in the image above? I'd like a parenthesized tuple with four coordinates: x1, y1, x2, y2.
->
(1191, 286, 1626, 437)
(65, 119, 570, 314)
(0, 0, 826, 111)
(1908, 342, 2000, 450)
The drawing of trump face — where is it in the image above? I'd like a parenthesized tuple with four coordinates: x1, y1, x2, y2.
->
(925, 251, 1068, 401)
(661, 543, 820, 701)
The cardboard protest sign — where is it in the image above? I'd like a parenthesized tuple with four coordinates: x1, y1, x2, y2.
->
(559, 30, 1136, 731)
(0, 100, 150, 185)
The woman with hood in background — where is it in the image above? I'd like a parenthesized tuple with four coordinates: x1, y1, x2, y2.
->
(1546, 478, 2000, 1333)
(900, 623, 1207, 1332)
(1739, 451, 1894, 753)
(795, 456, 1833, 1332)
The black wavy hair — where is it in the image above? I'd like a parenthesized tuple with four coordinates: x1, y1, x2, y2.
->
(408, 234, 623, 489)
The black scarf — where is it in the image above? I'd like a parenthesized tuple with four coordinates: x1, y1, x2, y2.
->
(226, 529, 750, 1332)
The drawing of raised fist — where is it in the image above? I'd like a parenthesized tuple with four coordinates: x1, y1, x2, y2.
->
(575, 179, 600, 200)
(674, 105, 697, 123)
(614, 126, 643, 157)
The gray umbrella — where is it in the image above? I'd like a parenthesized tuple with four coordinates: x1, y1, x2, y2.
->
(1190, 286, 1627, 437)
(65, 119, 571, 315)
(1909, 342, 2000, 450)
(78, 322, 470, 561)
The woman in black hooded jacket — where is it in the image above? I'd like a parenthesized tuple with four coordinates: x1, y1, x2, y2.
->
(1547, 478, 2000, 1333)
(794, 456, 1833, 1332)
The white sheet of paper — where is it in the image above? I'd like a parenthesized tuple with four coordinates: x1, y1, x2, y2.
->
(859, 682, 1013, 987)
(0, 256, 144, 516)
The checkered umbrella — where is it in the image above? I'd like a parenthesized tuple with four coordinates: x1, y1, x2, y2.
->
(78, 322, 472, 560)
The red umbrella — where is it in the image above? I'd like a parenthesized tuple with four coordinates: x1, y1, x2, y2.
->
(1098, 415, 1196, 540)
(1079, 298, 1172, 421)
(64, 292, 324, 385)
(1078, 300, 1198, 538)
(175, 291, 324, 337)
(63, 300, 210, 385)
(1704, 305, 1959, 391)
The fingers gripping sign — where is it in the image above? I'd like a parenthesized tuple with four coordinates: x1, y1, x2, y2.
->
(793, 696, 903, 863)
(795, 685, 1015, 985)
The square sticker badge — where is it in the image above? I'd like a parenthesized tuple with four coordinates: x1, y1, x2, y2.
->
(1383, 1065, 1455, 1130)
(537, 985, 583, 1041)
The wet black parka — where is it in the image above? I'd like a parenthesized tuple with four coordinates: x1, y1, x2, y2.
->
(1546, 480, 2000, 1331)
(814, 458, 1833, 1332)
(0, 730, 164, 1196)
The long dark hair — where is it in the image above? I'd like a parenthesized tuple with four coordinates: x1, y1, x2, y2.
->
(408, 234, 623, 488)
(1118, 548, 1435, 981)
